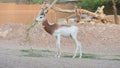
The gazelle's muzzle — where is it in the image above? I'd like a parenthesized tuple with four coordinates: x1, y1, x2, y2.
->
(35, 19, 38, 22)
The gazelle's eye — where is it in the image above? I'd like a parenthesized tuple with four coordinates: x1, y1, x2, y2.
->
(40, 17, 42, 18)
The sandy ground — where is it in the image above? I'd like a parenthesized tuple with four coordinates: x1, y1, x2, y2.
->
(0, 22, 120, 68)
(0, 40, 120, 68)
(0, 54, 119, 68)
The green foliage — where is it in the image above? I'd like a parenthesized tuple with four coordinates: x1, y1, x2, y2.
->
(76, 0, 120, 11)
(63, 53, 97, 59)
(76, 0, 100, 11)
(20, 49, 53, 57)
(21, 49, 42, 57)
(31, 0, 64, 4)
(32, 0, 43, 4)
(20, 49, 120, 61)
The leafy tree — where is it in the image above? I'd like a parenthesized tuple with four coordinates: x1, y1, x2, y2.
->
(76, 0, 119, 12)
(32, 0, 43, 4)
(31, 0, 65, 4)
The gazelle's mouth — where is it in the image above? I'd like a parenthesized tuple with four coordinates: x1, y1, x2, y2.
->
(35, 19, 38, 22)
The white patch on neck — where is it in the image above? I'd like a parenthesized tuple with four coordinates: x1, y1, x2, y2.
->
(49, 22, 55, 25)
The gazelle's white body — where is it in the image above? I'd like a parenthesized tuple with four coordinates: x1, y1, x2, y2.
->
(53, 26, 78, 37)
(35, 10, 82, 58)
(53, 26, 82, 58)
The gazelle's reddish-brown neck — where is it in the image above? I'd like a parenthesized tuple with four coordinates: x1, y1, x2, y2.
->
(42, 19, 58, 35)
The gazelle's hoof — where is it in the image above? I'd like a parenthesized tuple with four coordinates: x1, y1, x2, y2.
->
(55, 55, 60, 58)
(73, 56, 82, 58)
(79, 56, 82, 58)
(57, 55, 60, 58)
(79, 54, 82, 58)
(55, 55, 58, 57)
(72, 56, 76, 58)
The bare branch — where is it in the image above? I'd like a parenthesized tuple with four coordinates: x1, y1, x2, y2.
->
(52, 6, 108, 23)
(37, 0, 58, 16)
(52, 6, 98, 17)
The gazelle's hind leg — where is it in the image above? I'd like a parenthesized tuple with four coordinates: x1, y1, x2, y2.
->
(55, 35, 61, 58)
(71, 32, 82, 58)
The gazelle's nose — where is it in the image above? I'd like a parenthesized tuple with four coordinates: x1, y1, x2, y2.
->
(35, 19, 38, 22)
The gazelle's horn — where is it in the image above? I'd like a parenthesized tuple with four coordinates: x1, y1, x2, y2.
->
(37, 0, 58, 16)
(46, 0, 58, 11)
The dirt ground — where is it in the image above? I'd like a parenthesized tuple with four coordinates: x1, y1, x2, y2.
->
(0, 3, 120, 68)
(0, 17, 120, 68)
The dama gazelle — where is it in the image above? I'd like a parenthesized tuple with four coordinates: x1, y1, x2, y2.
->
(35, 10, 82, 58)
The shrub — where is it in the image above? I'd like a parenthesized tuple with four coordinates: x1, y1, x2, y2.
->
(32, 0, 43, 4)
(76, 0, 119, 12)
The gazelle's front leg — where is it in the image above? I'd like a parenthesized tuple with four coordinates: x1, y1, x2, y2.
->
(55, 35, 61, 58)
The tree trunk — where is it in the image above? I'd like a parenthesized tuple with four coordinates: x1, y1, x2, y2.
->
(112, 0, 119, 24)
